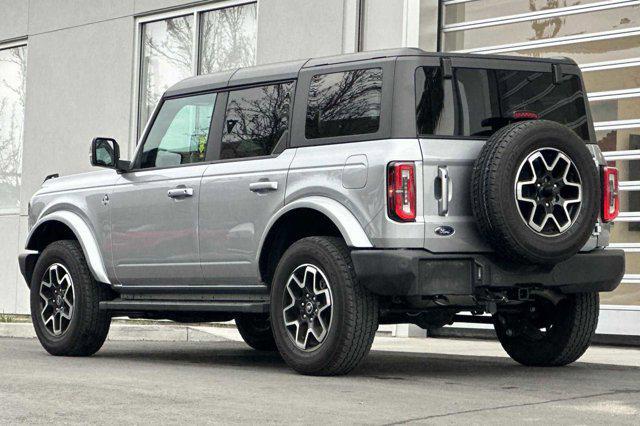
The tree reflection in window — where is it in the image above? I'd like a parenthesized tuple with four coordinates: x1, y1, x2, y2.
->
(221, 82, 294, 160)
(199, 3, 257, 75)
(305, 68, 383, 139)
(0, 45, 26, 213)
(140, 16, 194, 133)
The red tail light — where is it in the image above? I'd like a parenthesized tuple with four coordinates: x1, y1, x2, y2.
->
(602, 166, 619, 222)
(387, 162, 416, 222)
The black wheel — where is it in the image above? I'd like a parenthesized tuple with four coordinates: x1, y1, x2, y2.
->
(30, 240, 112, 356)
(494, 292, 599, 366)
(235, 314, 277, 351)
(471, 120, 600, 264)
(270, 237, 378, 376)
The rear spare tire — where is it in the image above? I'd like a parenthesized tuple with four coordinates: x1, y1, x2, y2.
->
(471, 120, 600, 264)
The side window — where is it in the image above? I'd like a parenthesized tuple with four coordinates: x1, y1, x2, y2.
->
(139, 93, 216, 169)
(220, 82, 294, 160)
(415, 66, 454, 136)
(305, 68, 382, 139)
(455, 68, 588, 139)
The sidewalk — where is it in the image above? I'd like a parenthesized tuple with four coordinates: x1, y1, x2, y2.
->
(2, 320, 639, 368)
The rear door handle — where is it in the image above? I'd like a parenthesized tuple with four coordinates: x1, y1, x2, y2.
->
(436, 166, 453, 216)
(167, 186, 194, 199)
(249, 181, 278, 192)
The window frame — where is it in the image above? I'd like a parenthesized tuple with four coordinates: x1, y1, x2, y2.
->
(291, 59, 396, 148)
(210, 79, 298, 163)
(130, 90, 226, 171)
(130, 0, 258, 159)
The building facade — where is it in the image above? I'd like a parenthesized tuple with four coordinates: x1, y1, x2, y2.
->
(0, 0, 638, 335)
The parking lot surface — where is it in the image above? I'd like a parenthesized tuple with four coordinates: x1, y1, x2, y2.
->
(1, 337, 639, 424)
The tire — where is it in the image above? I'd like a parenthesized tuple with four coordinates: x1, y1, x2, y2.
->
(494, 292, 599, 366)
(30, 240, 112, 356)
(235, 314, 277, 351)
(270, 237, 378, 376)
(471, 120, 600, 264)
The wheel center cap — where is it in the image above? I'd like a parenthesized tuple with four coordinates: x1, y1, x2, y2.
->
(304, 302, 314, 315)
(56, 295, 63, 305)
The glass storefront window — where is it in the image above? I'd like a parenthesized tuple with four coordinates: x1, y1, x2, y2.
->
(199, 3, 257, 74)
(501, 34, 640, 65)
(591, 97, 640, 124)
(583, 66, 640, 94)
(138, 3, 257, 136)
(601, 283, 640, 306)
(443, 4, 639, 51)
(0, 45, 27, 214)
(139, 16, 194, 134)
(443, 0, 604, 25)
(597, 127, 640, 153)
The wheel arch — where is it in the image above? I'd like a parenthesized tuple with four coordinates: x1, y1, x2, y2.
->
(257, 197, 373, 285)
(24, 211, 111, 286)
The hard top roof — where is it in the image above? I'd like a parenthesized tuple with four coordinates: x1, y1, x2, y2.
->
(164, 48, 577, 97)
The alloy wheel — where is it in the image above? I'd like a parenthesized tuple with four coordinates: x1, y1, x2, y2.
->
(39, 263, 75, 336)
(282, 264, 333, 351)
(514, 147, 582, 236)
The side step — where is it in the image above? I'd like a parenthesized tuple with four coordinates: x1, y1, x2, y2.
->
(100, 299, 269, 314)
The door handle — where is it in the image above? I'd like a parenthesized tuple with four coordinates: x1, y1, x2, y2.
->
(249, 181, 278, 192)
(436, 166, 453, 216)
(167, 186, 194, 199)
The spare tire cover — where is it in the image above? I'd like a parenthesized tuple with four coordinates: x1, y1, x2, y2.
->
(471, 120, 600, 264)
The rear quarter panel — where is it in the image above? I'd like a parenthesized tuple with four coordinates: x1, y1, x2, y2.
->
(285, 139, 425, 248)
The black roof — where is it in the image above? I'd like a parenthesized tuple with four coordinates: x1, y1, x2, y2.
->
(164, 48, 577, 97)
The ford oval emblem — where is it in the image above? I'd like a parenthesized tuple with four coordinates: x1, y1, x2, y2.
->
(435, 226, 455, 237)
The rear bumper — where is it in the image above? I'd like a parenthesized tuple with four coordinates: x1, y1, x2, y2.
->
(351, 249, 625, 296)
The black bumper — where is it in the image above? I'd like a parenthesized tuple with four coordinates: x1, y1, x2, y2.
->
(351, 249, 625, 296)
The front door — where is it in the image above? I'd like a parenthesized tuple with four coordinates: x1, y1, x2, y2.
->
(199, 81, 295, 287)
(111, 92, 217, 287)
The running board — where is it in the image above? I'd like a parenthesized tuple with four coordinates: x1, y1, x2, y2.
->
(99, 299, 269, 314)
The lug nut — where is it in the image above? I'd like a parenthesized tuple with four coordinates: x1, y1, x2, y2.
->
(506, 329, 514, 337)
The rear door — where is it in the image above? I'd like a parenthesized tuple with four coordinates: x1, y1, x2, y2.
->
(417, 57, 592, 252)
(199, 81, 296, 287)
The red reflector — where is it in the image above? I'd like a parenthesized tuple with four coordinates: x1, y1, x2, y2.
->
(602, 166, 619, 222)
(513, 111, 539, 120)
(387, 162, 416, 222)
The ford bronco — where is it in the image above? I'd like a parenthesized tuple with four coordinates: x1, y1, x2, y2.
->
(19, 48, 624, 375)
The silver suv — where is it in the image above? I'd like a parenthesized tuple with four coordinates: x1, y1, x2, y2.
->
(19, 49, 624, 375)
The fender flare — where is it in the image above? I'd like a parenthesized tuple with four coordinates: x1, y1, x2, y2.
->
(259, 196, 373, 256)
(25, 210, 111, 285)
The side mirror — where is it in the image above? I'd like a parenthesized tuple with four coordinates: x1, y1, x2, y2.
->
(90, 137, 130, 172)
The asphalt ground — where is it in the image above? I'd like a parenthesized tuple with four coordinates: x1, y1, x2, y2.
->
(1, 337, 639, 424)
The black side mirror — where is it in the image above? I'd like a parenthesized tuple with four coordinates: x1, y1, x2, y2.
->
(90, 137, 130, 172)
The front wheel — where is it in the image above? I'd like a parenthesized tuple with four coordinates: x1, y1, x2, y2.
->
(270, 237, 378, 376)
(30, 240, 112, 356)
(494, 292, 599, 366)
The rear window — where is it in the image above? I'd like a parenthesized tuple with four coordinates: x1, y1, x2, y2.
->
(305, 68, 382, 139)
(454, 68, 589, 140)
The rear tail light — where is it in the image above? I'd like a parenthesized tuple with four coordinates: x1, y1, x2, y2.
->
(387, 162, 416, 222)
(602, 166, 619, 222)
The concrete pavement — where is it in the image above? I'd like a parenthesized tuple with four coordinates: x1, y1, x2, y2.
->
(1, 334, 640, 424)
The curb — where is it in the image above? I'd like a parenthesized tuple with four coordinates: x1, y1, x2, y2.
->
(0, 322, 244, 343)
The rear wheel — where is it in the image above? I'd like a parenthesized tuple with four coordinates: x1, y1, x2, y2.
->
(235, 314, 277, 351)
(30, 240, 112, 356)
(494, 292, 599, 366)
(270, 237, 378, 376)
